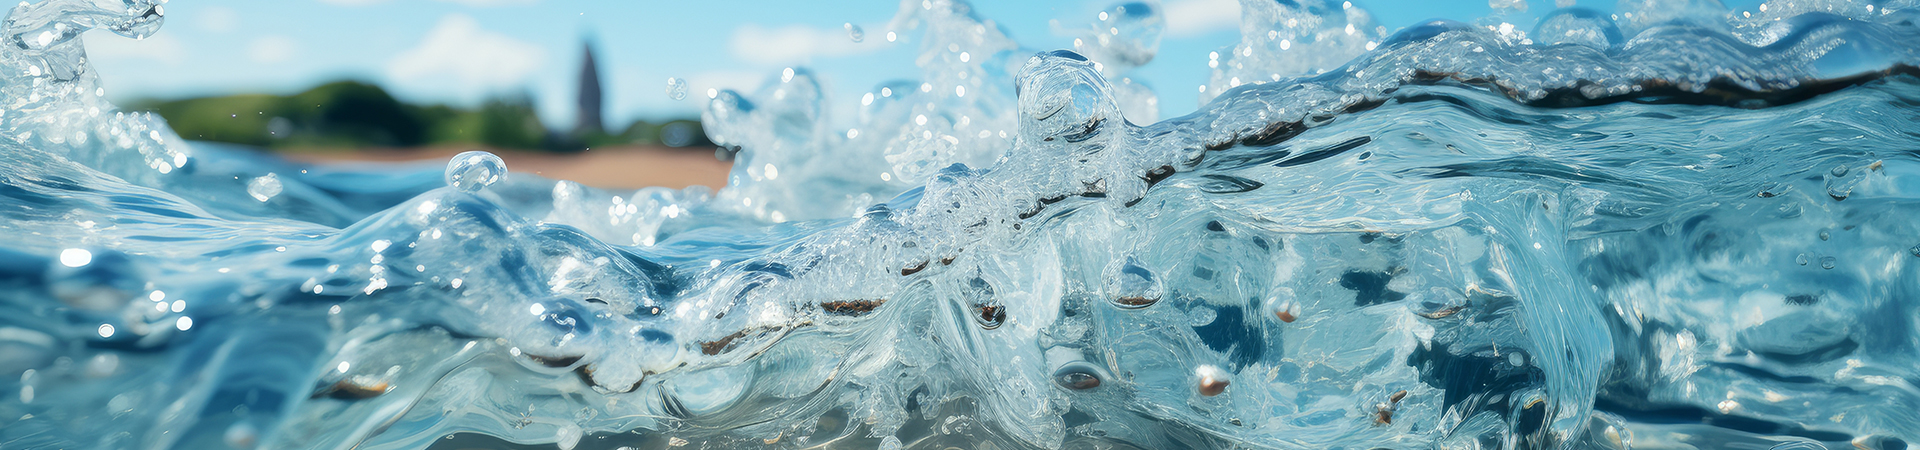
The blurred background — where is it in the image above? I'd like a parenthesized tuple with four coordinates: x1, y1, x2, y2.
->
(82, 0, 1764, 190)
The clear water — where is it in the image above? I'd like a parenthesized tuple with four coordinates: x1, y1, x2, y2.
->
(3, 0, 1919, 449)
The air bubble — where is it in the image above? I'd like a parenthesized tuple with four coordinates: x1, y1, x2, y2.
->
(444, 151, 505, 192)
(224, 422, 258, 450)
(1105, 256, 1162, 309)
(1819, 256, 1836, 270)
(1196, 365, 1230, 396)
(1052, 362, 1105, 390)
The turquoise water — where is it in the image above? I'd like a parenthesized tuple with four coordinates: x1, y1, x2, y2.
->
(3, 0, 1920, 449)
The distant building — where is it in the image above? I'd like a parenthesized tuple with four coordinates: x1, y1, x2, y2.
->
(574, 39, 604, 135)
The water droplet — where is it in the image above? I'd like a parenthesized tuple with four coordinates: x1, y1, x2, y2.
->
(1052, 362, 1104, 390)
(878, 436, 902, 450)
(1796, 253, 1809, 265)
(1830, 164, 1849, 177)
(844, 23, 864, 42)
(1818, 229, 1830, 241)
(1819, 256, 1836, 270)
(1508, 351, 1526, 367)
(665, 77, 688, 101)
(247, 173, 282, 202)
(1105, 256, 1162, 309)
(444, 151, 505, 192)
(1909, 244, 1920, 257)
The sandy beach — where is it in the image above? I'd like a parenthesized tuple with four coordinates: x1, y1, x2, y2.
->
(278, 145, 733, 191)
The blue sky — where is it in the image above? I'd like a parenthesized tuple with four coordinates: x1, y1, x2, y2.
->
(79, 0, 1764, 130)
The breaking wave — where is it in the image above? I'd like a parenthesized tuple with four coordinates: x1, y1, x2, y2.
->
(2, 0, 1919, 449)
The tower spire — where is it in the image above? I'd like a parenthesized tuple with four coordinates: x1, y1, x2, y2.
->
(574, 38, 604, 135)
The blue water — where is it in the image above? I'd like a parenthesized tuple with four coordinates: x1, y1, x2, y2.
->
(3, 0, 1920, 449)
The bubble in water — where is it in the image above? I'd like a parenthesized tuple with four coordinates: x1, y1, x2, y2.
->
(1264, 287, 1303, 322)
(964, 276, 1005, 329)
(1910, 244, 1920, 257)
(1052, 361, 1105, 390)
(1409, 287, 1466, 320)
(224, 421, 258, 450)
(844, 23, 864, 42)
(444, 151, 505, 192)
(1830, 164, 1850, 177)
(1820, 256, 1836, 269)
(879, 436, 902, 450)
(665, 77, 689, 101)
(555, 423, 582, 450)
(1105, 256, 1162, 309)
(246, 173, 282, 202)
(1195, 365, 1230, 396)
(1796, 253, 1810, 265)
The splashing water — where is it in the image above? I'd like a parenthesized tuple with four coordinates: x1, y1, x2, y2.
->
(4, 0, 1920, 449)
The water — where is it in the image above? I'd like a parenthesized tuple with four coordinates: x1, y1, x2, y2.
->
(2, 0, 1919, 449)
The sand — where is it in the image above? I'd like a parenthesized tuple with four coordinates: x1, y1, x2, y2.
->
(278, 145, 733, 191)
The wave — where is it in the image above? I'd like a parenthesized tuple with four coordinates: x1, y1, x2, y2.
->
(1, 0, 1918, 449)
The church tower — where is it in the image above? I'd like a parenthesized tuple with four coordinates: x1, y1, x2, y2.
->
(574, 39, 604, 135)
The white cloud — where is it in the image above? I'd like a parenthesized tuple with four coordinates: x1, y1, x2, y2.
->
(436, 0, 537, 6)
(199, 6, 238, 33)
(386, 14, 545, 95)
(318, 0, 537, 6)
(1163, 0, 1241, 38)
(248, 35, 296, 64)
(728, 23, 884, 66)
(82, 31, 185, 66)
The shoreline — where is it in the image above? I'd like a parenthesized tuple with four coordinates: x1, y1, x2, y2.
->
(276, 145, 733, 191)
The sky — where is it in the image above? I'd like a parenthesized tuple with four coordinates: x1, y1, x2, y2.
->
(79, 0, 1766, 131)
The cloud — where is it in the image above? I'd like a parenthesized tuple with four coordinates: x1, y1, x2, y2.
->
(386, 14, 545, 95)
(249, 35, 296, 64)
(82, 31, 186, 66)
(435, 0, 537, 6)
(728, 23, 884, 66)
(317, 0, 537, 6)
(1163, 0, 1242, 38)
(199, 6, 238, 33)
